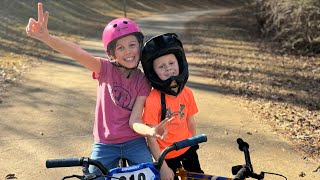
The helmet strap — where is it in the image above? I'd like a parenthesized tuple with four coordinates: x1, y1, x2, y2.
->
(111, 61, 138, 78)
(160, 92, 166, 121)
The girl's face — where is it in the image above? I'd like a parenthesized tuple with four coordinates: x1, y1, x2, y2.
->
(153, 53, 179, 81)
(113, 35, 140, 69)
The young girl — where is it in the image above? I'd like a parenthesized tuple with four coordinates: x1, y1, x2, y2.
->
(26, 3, 169, 176)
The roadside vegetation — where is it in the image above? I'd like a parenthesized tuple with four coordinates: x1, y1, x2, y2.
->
(255, 0, 320, 55)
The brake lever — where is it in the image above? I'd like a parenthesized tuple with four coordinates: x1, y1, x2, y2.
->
(83, 173, 100, 180)
(62, 174, 83, 179)
(250, 172, 264, 180)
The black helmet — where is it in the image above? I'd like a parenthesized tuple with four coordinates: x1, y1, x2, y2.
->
(141, 33, 188, 96)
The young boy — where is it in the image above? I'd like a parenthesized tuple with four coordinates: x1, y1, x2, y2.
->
(141, 33, 204, 180)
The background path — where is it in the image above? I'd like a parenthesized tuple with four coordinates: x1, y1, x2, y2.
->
(0, 10, 319, 180)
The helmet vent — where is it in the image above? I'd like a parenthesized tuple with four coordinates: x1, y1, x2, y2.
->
(113, 24, 118, 28)
(123, 21, 128, 24)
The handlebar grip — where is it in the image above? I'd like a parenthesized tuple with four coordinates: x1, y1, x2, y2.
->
(237, 138, 244, 145)
(174, 134, 207, 150)
(46, 158, 83, 168)
(233, 166, 248, 180)
(237, 138, 249, 151)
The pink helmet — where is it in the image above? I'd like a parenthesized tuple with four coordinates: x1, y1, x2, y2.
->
(102, 18, 144, 55)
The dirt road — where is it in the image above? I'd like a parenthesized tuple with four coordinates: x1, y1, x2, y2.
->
(1, 10, 319, 180)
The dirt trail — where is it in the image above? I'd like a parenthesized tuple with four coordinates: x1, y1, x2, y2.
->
(0, 10, 319, 180)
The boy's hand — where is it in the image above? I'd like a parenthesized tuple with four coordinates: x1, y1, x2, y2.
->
(26, 3, 49, 41)
(160, 163, 175, 180)
(152, 117, 173, 139)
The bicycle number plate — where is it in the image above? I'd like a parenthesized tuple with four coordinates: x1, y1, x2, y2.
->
(108, 163, 159, 180)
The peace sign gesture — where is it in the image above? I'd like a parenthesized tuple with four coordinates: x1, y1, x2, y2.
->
(26, 3, 49, 41)
(150, 117, 173, 139)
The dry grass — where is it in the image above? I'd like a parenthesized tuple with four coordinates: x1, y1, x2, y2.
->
(255, 0, 320, 54)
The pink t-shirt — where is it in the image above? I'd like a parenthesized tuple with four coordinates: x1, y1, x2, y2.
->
(93, 58, 151, 144)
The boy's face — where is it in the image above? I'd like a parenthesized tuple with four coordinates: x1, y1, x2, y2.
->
(113, 35, 140, 69)
(153, 54, 179, 81)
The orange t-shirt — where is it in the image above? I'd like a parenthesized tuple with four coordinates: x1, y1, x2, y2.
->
(143, 86, 198, 159)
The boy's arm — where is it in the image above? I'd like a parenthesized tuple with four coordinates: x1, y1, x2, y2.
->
(26, 3, 101, 73)
(129, 96, 171, 139)
(147, 137, 175, 180)
(187, 115, 197, 136)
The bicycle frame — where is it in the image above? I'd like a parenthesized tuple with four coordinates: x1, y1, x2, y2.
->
(176, 168, 233, 180)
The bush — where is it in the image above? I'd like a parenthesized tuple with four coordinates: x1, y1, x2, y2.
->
(255, 0, 320, 55)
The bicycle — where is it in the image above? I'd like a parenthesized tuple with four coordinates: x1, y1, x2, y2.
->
(46, 135, 287, 180)
(175, 138, 287, 180)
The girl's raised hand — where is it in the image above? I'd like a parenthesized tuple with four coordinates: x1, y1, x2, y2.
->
(26, 3, 49, 41)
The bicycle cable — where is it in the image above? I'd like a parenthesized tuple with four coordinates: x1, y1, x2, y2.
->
(262, 171, 288, 180)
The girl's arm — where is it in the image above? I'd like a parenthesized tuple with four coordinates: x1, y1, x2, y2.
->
(25, 3, 101, 73)
(129, 96, 172, 139)
(187, 115, 197, 136)
(147, 137, 175, 180)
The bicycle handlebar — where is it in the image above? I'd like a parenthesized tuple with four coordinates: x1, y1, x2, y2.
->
(45, 134, 207, 178)
(46, 157, 109, 175)
(46, 135, 285, 180)
(156, 134, 207, 169)
(46, 158, 83, 168)
(174, 134, 207, 150)
(232, 138, 265, 180)
(237, 138, 253, 172)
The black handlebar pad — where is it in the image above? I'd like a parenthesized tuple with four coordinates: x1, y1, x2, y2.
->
(173, 134, 207, 150)
(46, 158, 83, 168)
(233, 166, 249, 180)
